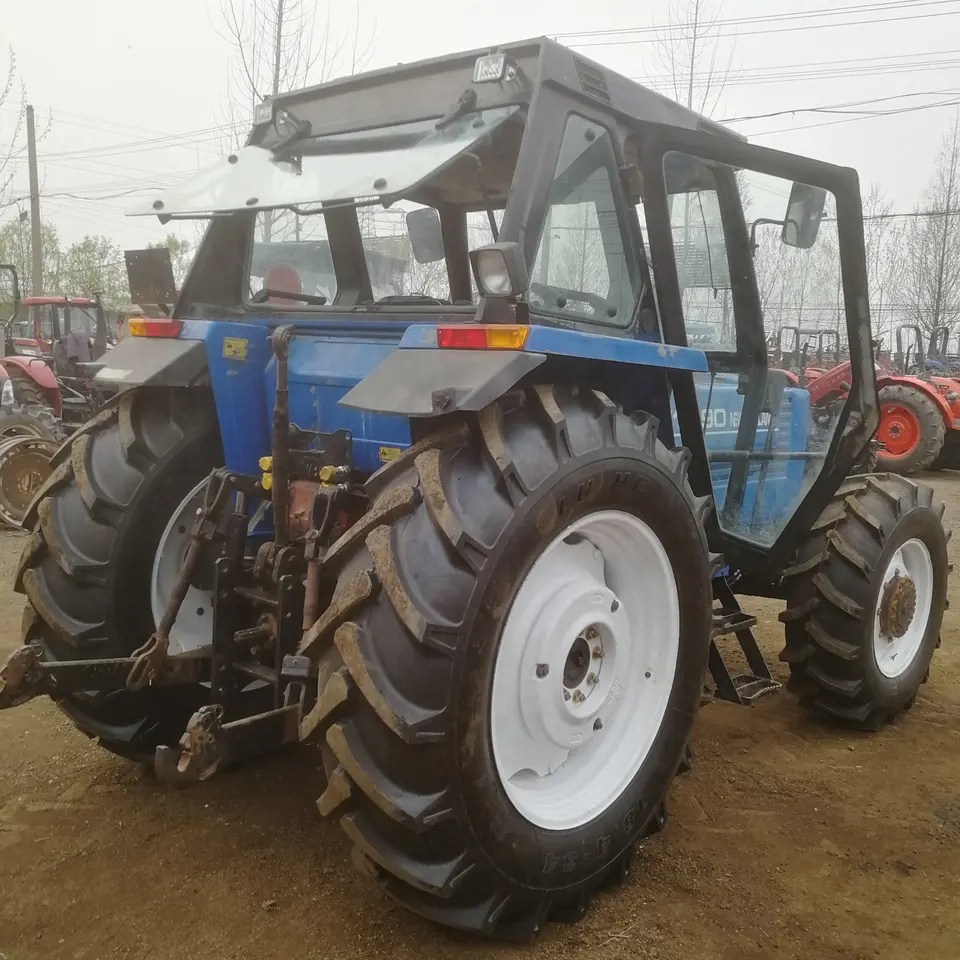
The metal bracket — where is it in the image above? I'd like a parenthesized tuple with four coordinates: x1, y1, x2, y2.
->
(154, 691, 304, 786)
(0, 645, 43, 709)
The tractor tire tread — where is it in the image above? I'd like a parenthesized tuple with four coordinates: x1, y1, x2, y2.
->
(307, 384, 709, 937)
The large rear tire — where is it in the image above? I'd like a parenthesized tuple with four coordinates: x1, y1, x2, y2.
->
(302, 386, 714, 937)
(15, 387, 226, 759)
(875, 384, 945, 475)
(779, 474, 949, 729)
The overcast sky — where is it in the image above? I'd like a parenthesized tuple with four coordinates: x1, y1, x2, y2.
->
(2, 0, 959, 252)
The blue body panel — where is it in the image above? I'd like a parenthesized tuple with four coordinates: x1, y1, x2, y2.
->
(399, 323, 709, 371)
(175, 318, 810, 543)
(179, 318, 412, 476)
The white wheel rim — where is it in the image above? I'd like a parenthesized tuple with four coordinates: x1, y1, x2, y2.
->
(490, 509, 680, 831)
(873, 537, 934, 679)
(151, 479, 215, 656)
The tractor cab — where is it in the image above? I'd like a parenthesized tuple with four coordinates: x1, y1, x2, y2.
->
(17, 295, 111, 370)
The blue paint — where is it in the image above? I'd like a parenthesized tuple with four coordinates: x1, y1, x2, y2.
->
(397, 323, 709, 372)
(179, 318, 412, 476)
(177, 315, 811, 551)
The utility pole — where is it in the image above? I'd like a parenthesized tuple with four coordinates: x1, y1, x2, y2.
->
(26, 104, 42, 297)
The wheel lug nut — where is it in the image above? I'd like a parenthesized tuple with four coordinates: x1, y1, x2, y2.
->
(593, 718, 603, 731)
(587, 672, 597, 685)
(592, 646, 603, 659)
(573, 690, 585, 703)
(536, 663, 549, 678)
(586, 626, 599, 641)
(563, 690, 571, 701)
(611, 599, 620, 612)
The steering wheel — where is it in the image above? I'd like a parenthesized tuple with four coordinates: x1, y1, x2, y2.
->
(251, 289, 328, 306)
(528, 282, 616, 318)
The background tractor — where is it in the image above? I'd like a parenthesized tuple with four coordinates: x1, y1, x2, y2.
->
(0, 40, 951, 939)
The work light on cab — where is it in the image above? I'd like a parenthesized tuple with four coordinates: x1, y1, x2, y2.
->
(470, 241, 528, 298)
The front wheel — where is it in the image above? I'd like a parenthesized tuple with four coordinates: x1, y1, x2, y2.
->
(780, 473, 950, 729)
(302, 386, 714, 937)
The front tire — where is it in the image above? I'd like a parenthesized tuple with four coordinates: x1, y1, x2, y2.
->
(302, 386, 714, 937)
(15, 387, 224, 759)
(779, 474, 950, 729)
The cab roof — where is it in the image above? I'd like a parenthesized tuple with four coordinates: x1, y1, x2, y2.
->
(251, 36, 741, 146)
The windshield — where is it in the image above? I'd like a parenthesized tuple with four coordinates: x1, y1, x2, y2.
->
(238, 107, 523, 308)
(130, 106, 520, 218)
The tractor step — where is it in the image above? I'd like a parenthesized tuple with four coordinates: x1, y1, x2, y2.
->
(729, 673, 781, 704)
(707, 578, 780, 707)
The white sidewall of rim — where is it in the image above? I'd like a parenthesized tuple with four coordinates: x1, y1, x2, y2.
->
(490, 508, 681, 831)
(150, 478, 215, 655)
(873, 537, 935, 679)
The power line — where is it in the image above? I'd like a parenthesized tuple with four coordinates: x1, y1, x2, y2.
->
(567, 5, 960, 48)
(639, 54, 960, 91)
(554, 0, 951, 40)
(723, 88, 960, 123)
(749, 95, 960, 136)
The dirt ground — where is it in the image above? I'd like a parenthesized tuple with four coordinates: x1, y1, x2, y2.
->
(4, 478, 960, 960)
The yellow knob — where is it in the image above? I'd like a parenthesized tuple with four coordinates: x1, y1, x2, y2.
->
(259, 456, 273, 471)
(319, 465, 336, 482)
(261, 473, 273, 490)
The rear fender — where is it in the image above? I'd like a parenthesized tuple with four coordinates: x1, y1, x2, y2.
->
(876, 373, 955, 428)
(339, 324, 709, 417)
(2, 356, 61, 413)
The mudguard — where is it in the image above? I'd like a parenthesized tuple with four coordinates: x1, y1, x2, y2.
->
(92, 337, 209, 390)
(339, 348, 546, 417)
(2, 356, 58, 392)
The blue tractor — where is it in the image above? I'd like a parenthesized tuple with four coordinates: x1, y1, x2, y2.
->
(1, 39, 950, 938)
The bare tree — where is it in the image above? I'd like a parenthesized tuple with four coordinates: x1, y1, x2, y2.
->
(218, 0, 375, 149)
(860, 183, 905, 349)
(649, 0, 737, 118)
(896, 113, 960, 336)
(217, 0, 376, 240)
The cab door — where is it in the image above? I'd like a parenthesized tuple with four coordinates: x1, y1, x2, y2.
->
(629, 122, 877, 577)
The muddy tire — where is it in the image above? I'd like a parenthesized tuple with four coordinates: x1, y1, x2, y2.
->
(779, 474, 950, 729)
(876, 384, 945, 475)
(14, 387, 228, 760)
(303, 386, 714, 938)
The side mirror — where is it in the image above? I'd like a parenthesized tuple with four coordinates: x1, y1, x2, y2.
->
(781, 182, 827, 249)
(406, 207, 445, 264)
(470, 242, 528, 298)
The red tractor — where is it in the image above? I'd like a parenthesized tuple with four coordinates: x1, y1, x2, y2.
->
(872, 324, 960, 474)
(772, 323, 960, 475)
(2, 286, 114, 431)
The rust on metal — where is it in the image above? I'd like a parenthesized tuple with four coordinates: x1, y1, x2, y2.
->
(879, 575, 918, 639)
(288, 480, 319, 541)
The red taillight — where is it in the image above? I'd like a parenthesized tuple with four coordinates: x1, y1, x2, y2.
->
(128, 318, 183, 338)
(436, 325, 529, 349)
(437, 326, 487, 349)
